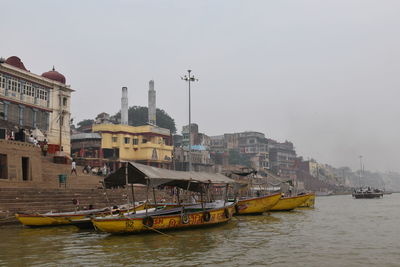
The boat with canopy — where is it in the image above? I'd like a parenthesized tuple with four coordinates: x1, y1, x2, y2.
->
(91, 162, 236, 234)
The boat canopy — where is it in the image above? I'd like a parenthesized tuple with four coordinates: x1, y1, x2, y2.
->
(104, 162, 235, 192)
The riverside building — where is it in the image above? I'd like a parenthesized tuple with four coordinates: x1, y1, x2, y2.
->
(91, 123, 173, 169)
(0, 56, 73, 153)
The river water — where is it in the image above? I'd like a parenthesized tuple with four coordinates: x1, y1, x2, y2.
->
(1, 194, 399, 267)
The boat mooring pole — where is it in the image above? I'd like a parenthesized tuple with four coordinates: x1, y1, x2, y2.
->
(125, 162, 130, 206)
(224, 184, 229, 206)
(152, 187, 157, 207)
(146, 178, 149, 216)
(131, 184, 136, 213)
(200, 184, 204, 211)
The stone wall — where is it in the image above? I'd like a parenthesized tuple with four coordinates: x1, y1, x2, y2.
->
(0, 139, 43, 182)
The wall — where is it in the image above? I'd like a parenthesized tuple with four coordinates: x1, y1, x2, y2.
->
(0, 139, 42, 182)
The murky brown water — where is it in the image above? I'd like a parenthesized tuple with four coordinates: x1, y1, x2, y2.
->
(1, 194, 400, 267)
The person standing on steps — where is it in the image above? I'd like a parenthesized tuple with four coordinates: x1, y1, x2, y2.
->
(71, 159, 77, 175)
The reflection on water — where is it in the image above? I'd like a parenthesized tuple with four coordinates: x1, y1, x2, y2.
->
(1, 195, 400, 266)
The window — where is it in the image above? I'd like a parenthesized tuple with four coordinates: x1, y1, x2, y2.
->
(7, 103, 19, 124)
(36, 110, 49, 130)
(8, 78, 20, 93)
(23, 107, 34, 127)
(0, 74, 6, 89)
(112, 137, 118, 143)
(8, 78, 19, 92)
(0, 102, 4, 120)
(124, 137, 130, 144)
(133, 138, 138, 145)
(37, 88, 48, 100)
(63, 97, 67, 106)
(23, 83, 34, 96)
(142, 138, 148, 144)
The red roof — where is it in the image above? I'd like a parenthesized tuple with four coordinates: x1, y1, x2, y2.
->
(5, 56, 28, 71)
(42, 67, 66, 84)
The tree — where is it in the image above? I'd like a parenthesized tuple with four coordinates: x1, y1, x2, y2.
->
(114, 106, 177, 134)
(76, 119, 94, 131)
(228, 149, 251, 167)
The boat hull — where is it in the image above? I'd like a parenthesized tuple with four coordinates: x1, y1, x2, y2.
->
(270, 194, 312, 211)
(236, 193, 282, 215)
(15, 203, 146, 227)
(352, 193, 383, 199)
(92, 204, 236, 234)
(15, 213, 87, 227)
(298, 192, 316, 208)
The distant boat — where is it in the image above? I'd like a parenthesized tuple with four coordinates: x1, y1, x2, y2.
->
(352, 156, 383, 199)
(352, 187, 383, 199)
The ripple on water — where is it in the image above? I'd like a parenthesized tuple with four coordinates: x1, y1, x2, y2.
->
(2, 195, 400, 266)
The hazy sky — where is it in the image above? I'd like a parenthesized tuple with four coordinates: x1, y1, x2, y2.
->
(2, 1, 399, 172)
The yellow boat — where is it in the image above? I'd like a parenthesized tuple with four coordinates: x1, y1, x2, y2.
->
(92, 201, 236, 234)
(270, 193, 312, 211)
(235, 193, 282, 215)
(298, 192, 315, 208)
(15, 202, 146, 227)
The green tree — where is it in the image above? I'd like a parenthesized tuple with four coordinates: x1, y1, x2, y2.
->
(228, 149, 251, 167)
(114, 106, 176, 134)
(76, 119, 94, 131)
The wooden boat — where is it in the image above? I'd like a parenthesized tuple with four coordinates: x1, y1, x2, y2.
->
(298, 192, 316, 208)
(270, 193, 312, 211)
(70, 207, 158, 230)
(235, 192, 282, 215)
(15, 202, 146, 227)
(92, 201, 235, 234)
(94, 162, 236, 234)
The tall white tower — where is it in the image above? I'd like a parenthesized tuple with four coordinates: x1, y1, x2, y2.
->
(121, 86, 128, 125)
(148, 80, 156, 125)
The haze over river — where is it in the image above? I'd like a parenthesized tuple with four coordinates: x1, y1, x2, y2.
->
(1, 194, 399, 266)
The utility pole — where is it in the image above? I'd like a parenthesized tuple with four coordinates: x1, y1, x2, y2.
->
(181, 70, 198, 172)
(359, 155, 363, 187)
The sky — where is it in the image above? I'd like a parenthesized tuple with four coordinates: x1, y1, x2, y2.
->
(1, 0, 399, 172)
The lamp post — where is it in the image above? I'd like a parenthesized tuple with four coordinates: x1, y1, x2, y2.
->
(358, 155, 363, 187)
(181, 70, 198, 172)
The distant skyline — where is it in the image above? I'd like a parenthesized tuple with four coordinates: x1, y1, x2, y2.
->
(2, 0, 399, 172)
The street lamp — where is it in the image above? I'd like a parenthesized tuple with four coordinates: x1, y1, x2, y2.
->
(181, 70, 198, 172)
(358, 155, 363, 187)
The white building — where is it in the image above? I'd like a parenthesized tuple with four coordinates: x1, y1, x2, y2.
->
(0, 56, 73, 153)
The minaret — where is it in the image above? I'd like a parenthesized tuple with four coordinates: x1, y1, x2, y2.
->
(121, 87, 128, 125)
(148, 80, 156, 125)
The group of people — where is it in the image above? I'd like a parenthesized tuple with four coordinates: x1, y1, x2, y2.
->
(5, 127, 50, 156)
(71, 160, 111, 176)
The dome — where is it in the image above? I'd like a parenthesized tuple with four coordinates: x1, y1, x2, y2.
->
(5, 56, 28, 71)
(41, 67, 66, 84)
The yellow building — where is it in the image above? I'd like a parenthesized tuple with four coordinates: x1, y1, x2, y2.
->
(92, 123, 173, 168)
